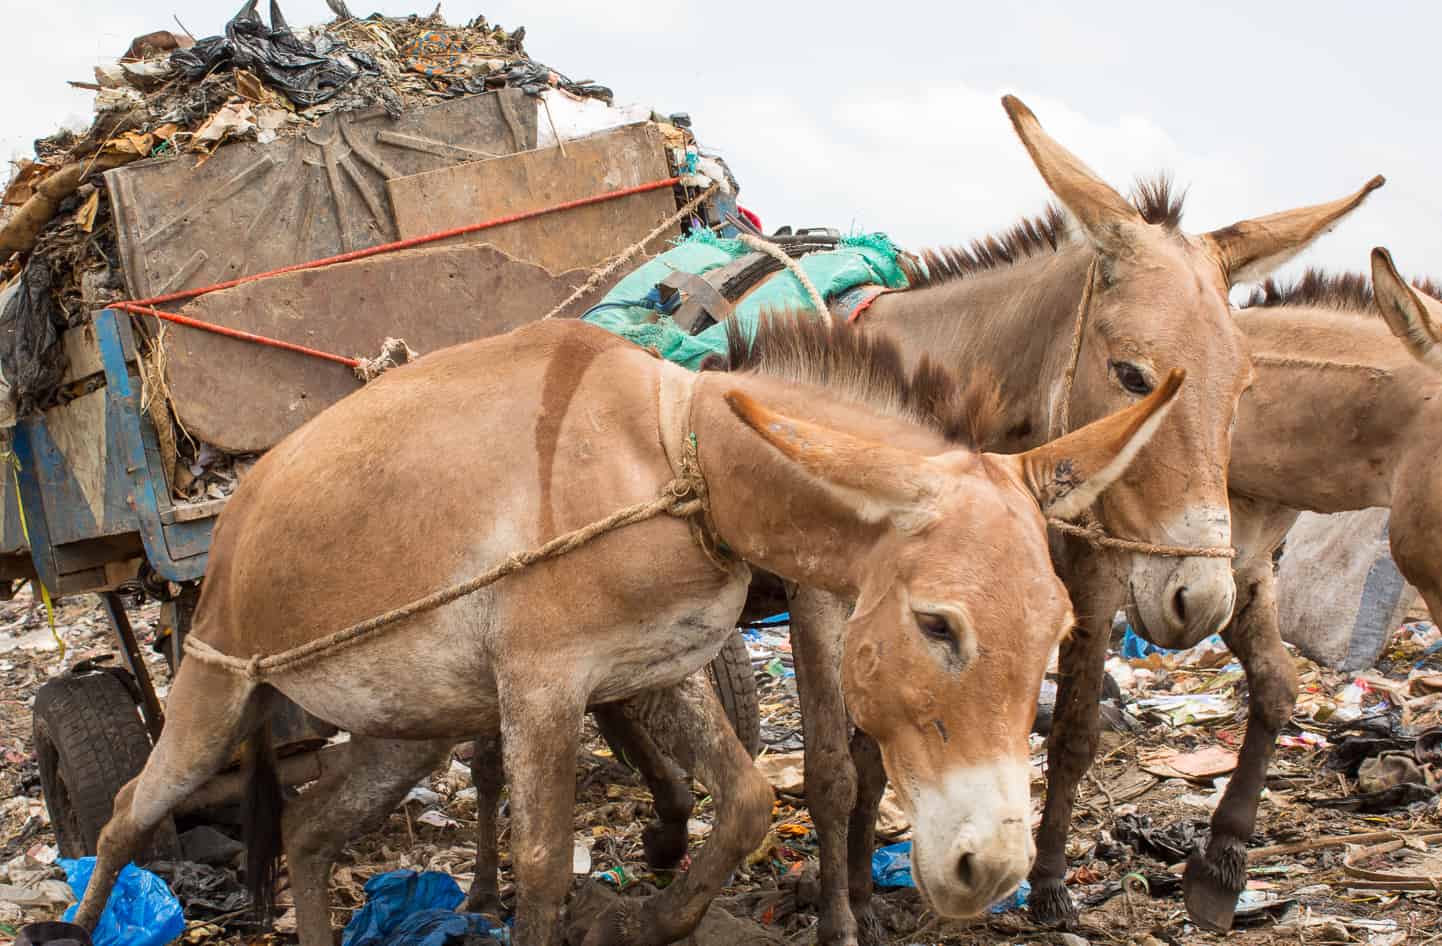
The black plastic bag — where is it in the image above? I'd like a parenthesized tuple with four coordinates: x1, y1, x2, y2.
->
(0, 258, 67, 416)
(172, 0, 378, 108)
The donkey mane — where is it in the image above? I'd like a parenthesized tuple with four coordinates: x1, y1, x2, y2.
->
(901, 174, 1186, 289)
(1244, 269, 1442, 313)
(723, 314, 1003, 448)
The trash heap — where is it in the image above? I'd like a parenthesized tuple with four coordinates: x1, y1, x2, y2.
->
(0, 1, 707, 501)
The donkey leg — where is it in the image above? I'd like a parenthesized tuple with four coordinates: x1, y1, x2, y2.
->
(466, 730, 507, 915)
(74, 663, 256, 930)
(1027, 596, 1113, 928)
(583, 675, 772, 946)
(594, 704, 694, 871)
(844, 729, 888, 945)
(501, 683, 586, 946)
(1184, 561, 1295, 931)
(789, 586, 863, 946)
(283, 735, 453, 946)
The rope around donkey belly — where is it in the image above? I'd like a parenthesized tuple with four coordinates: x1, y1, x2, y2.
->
(183, 438, 711, 682)
(1047, 259, 1236, 561)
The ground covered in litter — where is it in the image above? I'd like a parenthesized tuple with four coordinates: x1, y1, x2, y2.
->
(4, 588, 1442, 945)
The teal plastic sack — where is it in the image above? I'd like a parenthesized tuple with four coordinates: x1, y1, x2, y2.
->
(583, 231, 910, 371)
(60, 857, 185, 946)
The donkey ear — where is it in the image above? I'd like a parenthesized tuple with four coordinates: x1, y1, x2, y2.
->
(1371, 247, 1442, 372)
(997, 369, 1184, 519)
(725, 390, 943, 525)
(1201, 176, 1384, 286)
(1002, 95, 1145, 257)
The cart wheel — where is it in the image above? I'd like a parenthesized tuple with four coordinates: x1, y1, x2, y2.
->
(707, 632, 760, 758)
(32, 671, 179, 860)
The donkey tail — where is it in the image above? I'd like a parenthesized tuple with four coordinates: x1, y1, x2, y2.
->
(242, 718, 284, 921)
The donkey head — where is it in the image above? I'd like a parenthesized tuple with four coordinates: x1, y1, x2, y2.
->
(1005, 95, 1383, 648)
(1371, 247, 1442, 373)
(726, 372, 1182, 916)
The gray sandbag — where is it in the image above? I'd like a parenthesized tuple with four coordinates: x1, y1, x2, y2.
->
(1277, 509, 1419, 671)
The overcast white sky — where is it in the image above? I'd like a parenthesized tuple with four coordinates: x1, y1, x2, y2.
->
(3, 0, 1437, 285)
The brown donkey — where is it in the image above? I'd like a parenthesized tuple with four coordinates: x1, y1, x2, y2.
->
(555, 97, 1383, 944)
(1026, 249, 1442, 932)
(804, 99, 1383, 940)
(71, 318, 1180, 946)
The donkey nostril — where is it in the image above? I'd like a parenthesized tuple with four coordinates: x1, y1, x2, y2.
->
(956, 852, 977, 889)
(1171, 585, 1189, 625)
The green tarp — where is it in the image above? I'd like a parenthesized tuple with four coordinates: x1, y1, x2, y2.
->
(582, 232, 910, 370)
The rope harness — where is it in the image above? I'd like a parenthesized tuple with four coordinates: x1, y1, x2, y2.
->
(185, 430, 714, 682)
(1045, 260, 1236, 561)
(736, 233, 831, 326)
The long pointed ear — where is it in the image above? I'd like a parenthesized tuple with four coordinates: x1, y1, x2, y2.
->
(1002, 95, 1146, 257)
(1201, 176, 1384, 286)
(725, 390, 943, 525)
(997, 369, 1185, 519)
(1371, 247, 1442, 372)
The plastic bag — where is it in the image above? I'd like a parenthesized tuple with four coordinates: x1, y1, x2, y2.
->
(172, 0, 378, 108)
(342, 870, 505, 946)
(59, 857, 185, 946)
(870, 841, 913, 888)
(0, 259, 66, 417)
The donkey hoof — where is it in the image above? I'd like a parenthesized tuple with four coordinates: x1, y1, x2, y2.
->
(1183, 847, 1246, 932)
(641, 819, 688, 870)
(1027, 880, 1079, 928)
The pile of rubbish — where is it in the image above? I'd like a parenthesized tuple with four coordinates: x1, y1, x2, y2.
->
(1, 0, 692, 500)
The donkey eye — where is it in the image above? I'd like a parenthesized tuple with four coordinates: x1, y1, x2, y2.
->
(1110, 360, 1154, 396)
(915, 612, 952, 642)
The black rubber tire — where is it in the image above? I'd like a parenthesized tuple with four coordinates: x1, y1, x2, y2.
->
(707, 632, 761, 758)
(32, 671, 179, 860)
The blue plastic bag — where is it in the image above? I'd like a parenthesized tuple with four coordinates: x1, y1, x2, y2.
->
(60, 857, 185, 946)
(342, 870, 506, 946)
(870, 841, 913, 888)
(988, 879, 1030, 913)
(1121, 626, 1172, 659)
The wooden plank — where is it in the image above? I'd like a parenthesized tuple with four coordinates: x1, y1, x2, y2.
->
(386, 122, 679, 275)
(61, 323, 105, 384)
(105, 90, 537, 300)
(162, 243, 625, 453)
(161, 497, 228, 524)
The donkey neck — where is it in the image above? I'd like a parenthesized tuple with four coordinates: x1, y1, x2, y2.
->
(864, 245, 1093, 449)
(689, 372, 946, 597)
(1232, 308, 1442, 511)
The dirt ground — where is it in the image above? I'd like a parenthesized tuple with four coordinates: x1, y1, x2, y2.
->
(4, 587, 1442, 946)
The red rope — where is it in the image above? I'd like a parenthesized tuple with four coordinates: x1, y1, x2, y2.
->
(115, 175, 687, 366)
(113, 302, 362, 367)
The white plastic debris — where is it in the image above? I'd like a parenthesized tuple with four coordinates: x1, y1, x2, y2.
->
(534, 90, 652, 148)
(572, 840, 591, 874)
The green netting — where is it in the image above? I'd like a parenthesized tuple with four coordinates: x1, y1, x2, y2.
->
(582, 232, 909, 371)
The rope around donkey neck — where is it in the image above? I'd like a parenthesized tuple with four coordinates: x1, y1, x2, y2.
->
(184, 437, 711, 682)
(1046, 258, 1236, 561)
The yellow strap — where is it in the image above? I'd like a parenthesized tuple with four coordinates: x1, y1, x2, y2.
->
(5, 450, 62, 660)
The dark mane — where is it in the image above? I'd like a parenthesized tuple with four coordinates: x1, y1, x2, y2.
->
(902, 173, 1185, 289)
(723, 313, 1003, 448)
(1132, 174, 1187, 229)
(1243, 268, 1442, 313)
